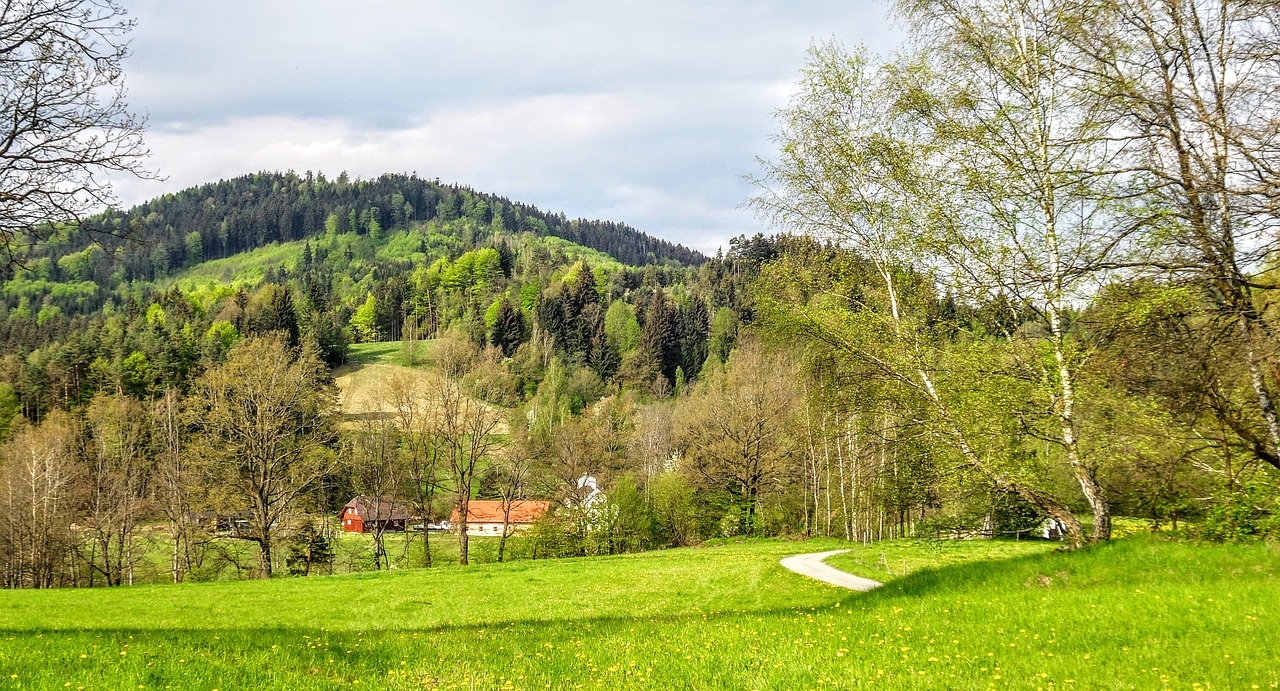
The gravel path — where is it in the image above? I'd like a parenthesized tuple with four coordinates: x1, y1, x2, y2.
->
(780, 549, 884, 592)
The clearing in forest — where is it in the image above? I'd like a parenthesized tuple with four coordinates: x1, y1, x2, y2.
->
(333, 340, 509, 434)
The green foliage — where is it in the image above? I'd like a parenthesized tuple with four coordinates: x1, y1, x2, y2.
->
(0, 382, 20, 442)
(487, 296, 525, 357)
(284, 523, 336, 577)
(604, 299, 641, 354)
(184, 231, 204, 267)
(145, 302, 166, 327)
(349, 294, 380, 343)
(120, 351, 150, 398)
(484, 295, 504, 329)
(707, 306, 738, 362)
(650, 471, 700, 545)
(55, 246, 99, 281)
(440, 248, 502, 293)
(205, 320, 240, 350)
(168, 240, 305, 291)
(35, 304, 62, 326)
(1199, 484, 1280, 541)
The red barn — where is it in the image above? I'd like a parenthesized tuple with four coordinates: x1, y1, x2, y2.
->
(341, 495, 411, 533)
(450, 500, 549, 536)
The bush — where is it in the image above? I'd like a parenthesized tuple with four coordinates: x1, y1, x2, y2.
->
(1199, 485, 1279, 542)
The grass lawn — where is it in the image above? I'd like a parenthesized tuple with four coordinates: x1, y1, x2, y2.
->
(0, 535, 1276, 689)
(333, 341, 438, 421)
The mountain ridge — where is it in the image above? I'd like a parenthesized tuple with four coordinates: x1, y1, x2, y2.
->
(8, 170, 705, 287)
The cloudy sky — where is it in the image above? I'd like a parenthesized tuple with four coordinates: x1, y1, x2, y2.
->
(114, 1, 901, 255)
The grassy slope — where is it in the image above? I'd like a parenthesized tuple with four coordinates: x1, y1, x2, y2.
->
(166, 239, 308, 291)
(162, 227, 628, 295)
(0, 535, 1276, 689)
(333, 340, 511, 435)
(343, 340, 437, 368)
(333, 341, 436, 418)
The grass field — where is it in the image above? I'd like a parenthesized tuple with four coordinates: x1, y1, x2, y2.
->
(333, 341, 438, 420)
(343, 340, 437, 368)
(334, 340, 511, 434)
(1, 534, 1276, 689)
(112, 530, 541, 585)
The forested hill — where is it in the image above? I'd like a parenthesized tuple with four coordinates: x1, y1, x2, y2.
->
(27, 171, 705, 284)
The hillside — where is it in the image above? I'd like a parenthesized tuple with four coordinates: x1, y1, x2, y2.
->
(0, 535, 1274, 688)
(4, 171, 703, 290)
(0, 191, 737, 422)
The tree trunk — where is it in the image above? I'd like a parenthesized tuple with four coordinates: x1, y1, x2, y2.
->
(258, 533, 273, 578)
(498, 509, 511, 563)
(1050, 311, 1111, 542)
(457, 497, 470, 566)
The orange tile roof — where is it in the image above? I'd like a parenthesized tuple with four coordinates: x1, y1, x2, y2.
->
(452, 500, 549, 524)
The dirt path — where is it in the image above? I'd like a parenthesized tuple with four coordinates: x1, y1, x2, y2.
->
(780, 549, 884, 592)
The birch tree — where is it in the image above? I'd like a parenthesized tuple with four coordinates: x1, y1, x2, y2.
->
(1063, 0, 1280, 473)
(752, 44, 1089, 545)
(0, 412, 78, 588)
(887, 0, 1142, 540)
(80, 393, 151, 586)
(153, 387, 200, 583)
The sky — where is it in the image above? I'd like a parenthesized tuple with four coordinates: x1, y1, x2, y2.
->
(112, 1, 902, 255)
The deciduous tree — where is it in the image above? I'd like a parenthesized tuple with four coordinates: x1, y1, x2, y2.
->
(192, 337, 339, 577)
(0, 0, 151, 268)
(79, 393, 151, 586)
(0, 412, 78, 588)
(752, 45, 1089, 544)
(675, 340, 799, 536)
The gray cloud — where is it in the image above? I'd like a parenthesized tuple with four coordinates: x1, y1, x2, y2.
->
(113, 0, 902, 254)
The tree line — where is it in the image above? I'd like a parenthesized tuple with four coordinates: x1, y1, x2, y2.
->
(4, 224, 1275, 587)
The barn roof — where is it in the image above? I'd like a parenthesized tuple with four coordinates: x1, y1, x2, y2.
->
(343, 495, 411, 522)
(452, 500, 549, 524)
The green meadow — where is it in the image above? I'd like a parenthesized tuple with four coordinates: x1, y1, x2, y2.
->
(341, 340, 437, 369)
(0, 535, 1276, 689)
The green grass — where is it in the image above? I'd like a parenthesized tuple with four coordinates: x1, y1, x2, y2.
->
(824, 537, 1053, 581)
(0, 535, 1276, 689)
(117, 530, 531, 585)
(343, 340, 436, 368)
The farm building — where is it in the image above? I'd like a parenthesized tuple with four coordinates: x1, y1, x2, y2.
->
(341, 495, 411, 533)
(184, 510, 254, 535)
(451, 500, 549, 536)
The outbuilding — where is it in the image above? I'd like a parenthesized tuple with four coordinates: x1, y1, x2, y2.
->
(341, 495, 411, 534)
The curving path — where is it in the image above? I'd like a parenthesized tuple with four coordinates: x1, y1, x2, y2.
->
(780, 549, 884, 592)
